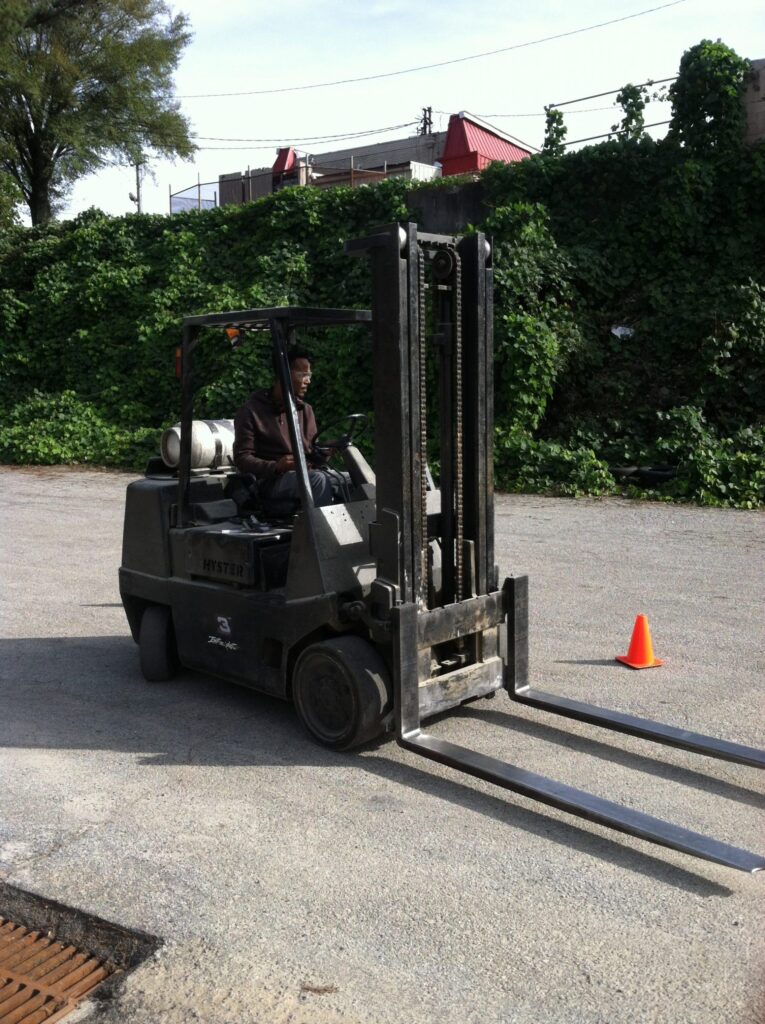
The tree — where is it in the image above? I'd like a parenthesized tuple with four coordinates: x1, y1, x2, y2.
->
(0, 0, 194, 225)
(542, 106, 567, 157)
(668, 40, 752, 152)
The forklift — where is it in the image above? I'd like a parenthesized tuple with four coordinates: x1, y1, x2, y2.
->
(120, 223, 765, 873)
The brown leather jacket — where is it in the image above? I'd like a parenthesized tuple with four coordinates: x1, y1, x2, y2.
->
(233, 388, 318, 480)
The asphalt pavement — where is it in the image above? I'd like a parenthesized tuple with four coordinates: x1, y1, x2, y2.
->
(0, 466, 763, 1024)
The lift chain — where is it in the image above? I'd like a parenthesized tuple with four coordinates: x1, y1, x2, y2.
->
(453, 247, 464, 606)
(417, 245, 429, 607)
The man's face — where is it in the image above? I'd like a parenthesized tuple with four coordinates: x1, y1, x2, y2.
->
(290, 358, 312, 400)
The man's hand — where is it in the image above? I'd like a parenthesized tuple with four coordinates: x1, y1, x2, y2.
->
(275, 454, 296, 475)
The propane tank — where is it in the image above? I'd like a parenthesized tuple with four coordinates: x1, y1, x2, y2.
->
(160, 419, 235, 470)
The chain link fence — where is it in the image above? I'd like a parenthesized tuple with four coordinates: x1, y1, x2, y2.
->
(169, 180, 219, 214)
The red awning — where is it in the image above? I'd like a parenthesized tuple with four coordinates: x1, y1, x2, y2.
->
(440, 113, 532, 176)
(272, 147, 296, 175)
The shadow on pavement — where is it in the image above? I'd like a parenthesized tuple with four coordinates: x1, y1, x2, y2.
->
(2, 634, 758, 897)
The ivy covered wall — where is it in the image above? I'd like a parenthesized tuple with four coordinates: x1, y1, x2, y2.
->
(0, 42, 763, 506)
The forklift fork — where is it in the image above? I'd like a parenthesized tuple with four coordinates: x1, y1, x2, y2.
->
(505, 576, 764, 770)
(391, 589, 764, 874)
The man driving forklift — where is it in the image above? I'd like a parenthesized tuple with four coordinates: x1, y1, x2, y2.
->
(233, 346, 335, 510)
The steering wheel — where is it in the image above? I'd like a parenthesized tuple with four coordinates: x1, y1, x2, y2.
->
(312, 413, 368, 456)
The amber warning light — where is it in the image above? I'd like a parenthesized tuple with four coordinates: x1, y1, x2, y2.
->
(175, 346, 182, 379)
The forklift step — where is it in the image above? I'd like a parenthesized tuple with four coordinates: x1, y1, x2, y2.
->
(399, 730, 765, 873)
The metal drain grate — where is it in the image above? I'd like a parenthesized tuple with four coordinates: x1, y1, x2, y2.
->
(0, 916, 111, 1023)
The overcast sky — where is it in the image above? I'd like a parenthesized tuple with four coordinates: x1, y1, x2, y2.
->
(62, 0, 763, 220)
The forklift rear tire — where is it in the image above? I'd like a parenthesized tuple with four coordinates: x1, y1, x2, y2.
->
(139, 605, 178, 683)
(292, 637, 392, 751)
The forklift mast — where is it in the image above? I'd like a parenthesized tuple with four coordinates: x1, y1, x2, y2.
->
(347, 221, 541, 741)
(346, 224, 507, 707)
(348, 223, 765, 874)
(348, 223, 494, 612)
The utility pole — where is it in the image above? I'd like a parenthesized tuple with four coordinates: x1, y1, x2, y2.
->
(129, 159, 143, 213)
(418, 106, 433, 136)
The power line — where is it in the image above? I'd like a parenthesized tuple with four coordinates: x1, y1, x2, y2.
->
(436, 105, 628, 118)
(178, 1, 688, 99)
(195, 121, 423, 153)
(446, 89, 671, 120)
(549, 75, 676, 108)
(192, 120, 418, 144)
(198, 137, 436, 156)
(196, 146, 298, 152)
(563, 119, 671, 147)
(195, 146, 294, 151)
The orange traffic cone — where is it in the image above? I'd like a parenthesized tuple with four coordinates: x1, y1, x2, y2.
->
(616, 614, 663, 669)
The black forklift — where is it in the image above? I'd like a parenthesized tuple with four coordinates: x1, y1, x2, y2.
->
(120, 223, 764, 873)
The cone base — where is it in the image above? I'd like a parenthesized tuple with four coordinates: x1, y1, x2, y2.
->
(616, 655, 664, 670)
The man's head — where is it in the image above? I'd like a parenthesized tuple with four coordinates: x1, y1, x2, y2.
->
(272, 346, 313, 402)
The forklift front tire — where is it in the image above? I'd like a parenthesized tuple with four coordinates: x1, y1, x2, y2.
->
(292, 637, 392, 751)
(139, 605, 179, 683)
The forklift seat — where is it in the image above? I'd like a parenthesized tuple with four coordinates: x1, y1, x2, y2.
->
(188, 498, 240, 523)
(223, 472, 302, 519)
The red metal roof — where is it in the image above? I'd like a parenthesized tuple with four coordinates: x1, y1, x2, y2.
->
(272, 147, 296, 175)
(440, 113, 532, 176)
